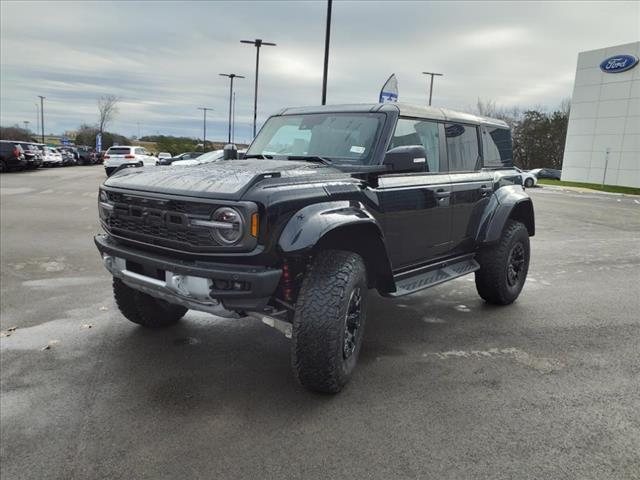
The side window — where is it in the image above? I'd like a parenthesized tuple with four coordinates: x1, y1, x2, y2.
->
(445, 123, 480, 172)
(135, 148, 144, 155)
(482, 126, 513, 167)
(388, 118, 440, 172)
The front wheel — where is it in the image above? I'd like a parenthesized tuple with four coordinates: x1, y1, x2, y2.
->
(291, 250, 368, 393)
(524, 178, 534, 188)
(475, 220, 530, 305)
(113, 278, 187, 328)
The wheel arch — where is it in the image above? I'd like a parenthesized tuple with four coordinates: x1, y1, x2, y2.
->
(476, 186, 535, 244)
(278, 201, 395, 294)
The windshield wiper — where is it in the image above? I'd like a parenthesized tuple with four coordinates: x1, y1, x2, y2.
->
(243, 153, 273, 159)
(286, 155, 333, 166)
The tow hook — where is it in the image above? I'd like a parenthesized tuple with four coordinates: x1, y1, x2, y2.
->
(248, 311, 292, 339)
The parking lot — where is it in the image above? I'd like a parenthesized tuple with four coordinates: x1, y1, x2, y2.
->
(1, 167, 639, 479)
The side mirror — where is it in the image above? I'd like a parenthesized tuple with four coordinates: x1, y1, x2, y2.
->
(383, 145, 428, 173)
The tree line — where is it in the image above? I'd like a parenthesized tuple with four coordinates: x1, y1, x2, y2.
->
(475, 98, 570, 169)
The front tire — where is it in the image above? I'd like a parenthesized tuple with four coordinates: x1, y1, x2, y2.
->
(113, 278, 187, 328)
(475, 220, 530, 305)
(291, 250, 368, 393)
(524, 178, 534, 188)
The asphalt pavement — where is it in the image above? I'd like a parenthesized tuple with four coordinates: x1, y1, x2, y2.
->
(1, 167, 639, 480)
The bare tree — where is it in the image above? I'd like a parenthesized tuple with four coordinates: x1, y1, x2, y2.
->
(98, 95, 120, 134)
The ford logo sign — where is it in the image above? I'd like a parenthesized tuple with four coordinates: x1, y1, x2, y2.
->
(599, 54, 639, 73)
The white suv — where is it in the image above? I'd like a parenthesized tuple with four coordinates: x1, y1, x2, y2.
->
(104, 146, 156, 176)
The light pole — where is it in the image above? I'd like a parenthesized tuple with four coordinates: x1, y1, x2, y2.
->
(23, 121, 30, 131)
(241, 38, 276, 139)
(34, 103, 40, 136)
(197, 107, 213, 151)
(421, 71, 443, 106)
(321, 0, 333, 105)
(38, 95, 45, 143)
(219, 73, 244, 144)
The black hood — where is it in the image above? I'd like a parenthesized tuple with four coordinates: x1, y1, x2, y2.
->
(103, 159, 343, 200)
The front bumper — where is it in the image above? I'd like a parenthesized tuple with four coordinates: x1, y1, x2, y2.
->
(95, 234, 282, 313)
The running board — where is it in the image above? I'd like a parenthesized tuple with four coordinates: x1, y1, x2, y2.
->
(389, 257, 480, 297)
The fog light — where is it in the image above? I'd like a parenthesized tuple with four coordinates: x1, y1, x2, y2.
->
(214, 279, 230, 290)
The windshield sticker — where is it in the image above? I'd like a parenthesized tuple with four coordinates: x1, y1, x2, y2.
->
(350, 146, 366, 154)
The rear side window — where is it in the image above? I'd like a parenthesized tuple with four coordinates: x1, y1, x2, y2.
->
(108, 147, 131, 155)
(135, 148, 145, 155)
(482, 126, 513, 167)
(445, 123, 480, 172)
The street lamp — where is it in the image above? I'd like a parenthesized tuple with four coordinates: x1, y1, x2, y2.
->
(240, 38, 276, 139)
(37, 95, 45, 143)
(197, 107, 213, 152)
(219, 73, 244, 144)
(421, 72, 443, 106)
(321, 0, 333, 105)
(23, 121, 30, 131)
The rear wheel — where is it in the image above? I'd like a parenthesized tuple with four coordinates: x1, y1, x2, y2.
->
(475, 220, 530, 305)
(113, 278, 187, 328)
(291, 250, 368, 393)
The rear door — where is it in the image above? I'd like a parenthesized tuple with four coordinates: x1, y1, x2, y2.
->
(377, 118, 453, 269)
(445, 122, 494, 253)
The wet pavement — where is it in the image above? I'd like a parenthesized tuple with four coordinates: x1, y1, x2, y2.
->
(1, 167, 639, 479)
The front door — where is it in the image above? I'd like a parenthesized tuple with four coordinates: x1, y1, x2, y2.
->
(376, 118, 452, 269)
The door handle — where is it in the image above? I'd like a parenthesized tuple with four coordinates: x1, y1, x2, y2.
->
(435, 189, 450, 199)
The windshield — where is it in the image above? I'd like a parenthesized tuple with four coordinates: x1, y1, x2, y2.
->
(246, 113, 384, 165)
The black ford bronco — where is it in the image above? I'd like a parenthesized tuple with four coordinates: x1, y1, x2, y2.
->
(95, 103, 533, 393)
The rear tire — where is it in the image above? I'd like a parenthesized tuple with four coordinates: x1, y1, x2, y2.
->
(475, 220, 530, 305)
(291, 250, 368, 393)
(113, 278, 187, 328)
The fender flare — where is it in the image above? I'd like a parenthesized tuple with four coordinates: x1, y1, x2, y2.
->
(278, 201, 395, 293)
(476, 185, 535, 244)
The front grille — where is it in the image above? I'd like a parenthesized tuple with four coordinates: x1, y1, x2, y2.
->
(103, 191, 223, 251)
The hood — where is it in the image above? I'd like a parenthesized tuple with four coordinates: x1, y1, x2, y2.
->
(103, 159, 342, 200)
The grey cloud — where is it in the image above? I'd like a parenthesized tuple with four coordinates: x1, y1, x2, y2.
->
(1, 1, 638, 140)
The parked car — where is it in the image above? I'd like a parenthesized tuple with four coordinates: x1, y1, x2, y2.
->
(75, 146, 95, 165)
(0, 140, 26, 172)
(103, 146, 157, 176)
(42, 147, 63, 167)
(171, 149, 224, 166)
(529, 168, 561, 180)
(58, 148, 76, 166)
(156, 152, 172, 163)
(15, 142, 43, 169)
(156, 151, 203, 166)
(512, 167, 537, 188)
(96, 102, 535, 393)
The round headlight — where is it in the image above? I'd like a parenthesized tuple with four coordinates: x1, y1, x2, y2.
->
(211, 207, 244, 245)
(99, 189, 109, 202)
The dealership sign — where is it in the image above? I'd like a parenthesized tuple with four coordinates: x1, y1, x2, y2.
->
(599, 54, 638, 73)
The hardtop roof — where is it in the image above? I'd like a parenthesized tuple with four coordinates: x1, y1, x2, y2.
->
(277, 102, 509, 129)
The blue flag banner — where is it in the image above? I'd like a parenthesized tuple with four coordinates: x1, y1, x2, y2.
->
(96, 133, 102, 152)
(379, 74, 398, 103)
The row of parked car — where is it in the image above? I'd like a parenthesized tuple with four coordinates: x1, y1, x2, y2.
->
(103, 147, 233, 175)
(0, 140, 102, 172)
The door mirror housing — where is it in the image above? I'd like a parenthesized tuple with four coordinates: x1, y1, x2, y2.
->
(383, 145, 428, 173)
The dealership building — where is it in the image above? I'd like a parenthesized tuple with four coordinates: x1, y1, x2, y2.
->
(562, 41, 640, 187)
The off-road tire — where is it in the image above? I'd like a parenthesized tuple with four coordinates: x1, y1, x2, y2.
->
(113, 278, 187, 328)
(291, 250, 368, 393)
(524, 178, 534, 188)
(475, 220, 530, 305)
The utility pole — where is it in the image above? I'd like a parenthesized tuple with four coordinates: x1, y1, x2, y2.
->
(219, 73, 244, 144)
(421, 71, 443, 106)
(231, 92, 236, 144)
(23, 121, 30, 131)
(34, 103, 40, 136)
(241, 38, 276, 139)
(38, 95, 45, 143)
(321, 0, 333, 105)
(197, 107, 213, 152)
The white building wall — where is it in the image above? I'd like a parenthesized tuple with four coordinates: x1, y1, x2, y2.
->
(562, 42, 640, 188)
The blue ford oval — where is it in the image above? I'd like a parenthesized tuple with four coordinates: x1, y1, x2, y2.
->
(599, 54, 639, 73)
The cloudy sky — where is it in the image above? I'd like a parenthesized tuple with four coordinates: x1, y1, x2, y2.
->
(1, 1, 638, 143)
